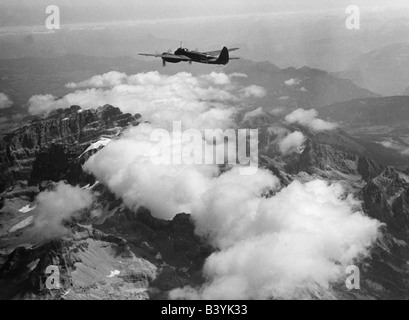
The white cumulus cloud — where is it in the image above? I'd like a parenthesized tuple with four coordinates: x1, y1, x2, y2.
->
(284, 78, 301, 86)
(171, 178, 381, 299)
(240, 85, 266, 98)
(0, 92, 12, 109)
(279, 131, 306, 154)
(285, 108, 338, 132)
(30, 182, 93, 239)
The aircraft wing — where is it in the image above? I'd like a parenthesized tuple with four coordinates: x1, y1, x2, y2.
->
(202, 47, 240, 56)
(138, 53, 191, 61)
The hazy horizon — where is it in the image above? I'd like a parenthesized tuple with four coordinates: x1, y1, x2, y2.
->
(1, 0, 409, 28)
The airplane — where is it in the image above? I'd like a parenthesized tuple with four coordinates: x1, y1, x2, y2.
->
(138, 44, 240, 66)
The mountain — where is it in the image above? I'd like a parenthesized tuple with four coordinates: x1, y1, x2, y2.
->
(0, 104, 140, 193)
(224, 60, 377, 110)
(319, 96, 409, 126)
(1, 105, 409, 299)
(318, 96, 409, 166)
(337, 42, 409, 96)
(0, 205, 210, 300)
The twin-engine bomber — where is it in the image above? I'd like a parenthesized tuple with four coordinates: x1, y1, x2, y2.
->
(138, 44, 239, 66)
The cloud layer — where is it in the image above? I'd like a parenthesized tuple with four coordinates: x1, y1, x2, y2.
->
(28, 71, 266, 132)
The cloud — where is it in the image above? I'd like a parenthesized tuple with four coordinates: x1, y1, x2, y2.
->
(28, 94, 62, 115)
(279, 131, 306, 154)
(240, 85, 266, 98)
(267, 107, 286, 116)
(28, 72, 264, 131)
(0, 92, 12, 109)
(284, 78, 301, 86)
(83, 123, 220, 219)
(265, 126, 306, 155)
(285, 108, 338, 131)
(379, 139, 409, 155)
(229, 73, 248, 78)
(171, 178, 381, 300)
(380, 141, 393, 149)
(242, 107, 265, 122)
(66, 71, 127, 89)
(31, 182, 93, 239)
(201, 72, 231, 85)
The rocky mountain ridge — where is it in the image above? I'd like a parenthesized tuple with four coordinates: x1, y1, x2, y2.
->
(0, 104, 141, 192)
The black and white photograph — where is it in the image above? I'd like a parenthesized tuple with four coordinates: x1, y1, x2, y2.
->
(0, 0, 409, 306)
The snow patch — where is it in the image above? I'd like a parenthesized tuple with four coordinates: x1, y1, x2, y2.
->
(398, 172, 409, 183)
(18, 204, 37, 213)
(81, 181, 99, 190)
(27, 258, 40, 271)
(79, 138, 111, 158)
(142, 241, 153, 249)
(8, 215, 34, 233)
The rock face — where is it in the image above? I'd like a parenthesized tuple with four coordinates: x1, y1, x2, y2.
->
(319, 96, 409, 127)
(0, 206, 211, 300)
(362, 167, 409, 237)
(224, 60, 377, 109)
(0, 225, 154, 300)
(0, 105, 141, 192)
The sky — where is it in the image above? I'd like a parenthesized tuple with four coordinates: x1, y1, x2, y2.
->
(1, 0, 408, 27)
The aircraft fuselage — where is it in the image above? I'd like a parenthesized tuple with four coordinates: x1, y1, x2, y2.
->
(162, 47, 229, 65)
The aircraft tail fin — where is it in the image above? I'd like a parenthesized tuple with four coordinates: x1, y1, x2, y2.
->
(216, 46, 229, 65)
